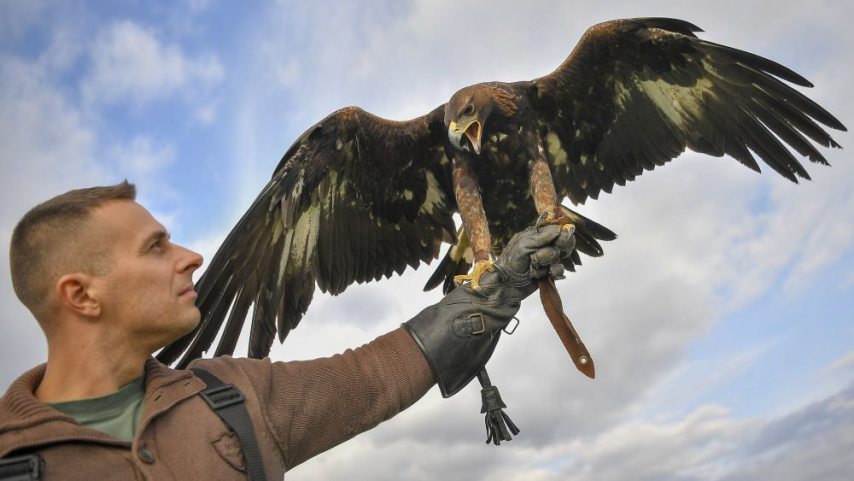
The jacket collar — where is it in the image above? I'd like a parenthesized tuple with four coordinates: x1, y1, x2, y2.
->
(0, 358, 204, 457)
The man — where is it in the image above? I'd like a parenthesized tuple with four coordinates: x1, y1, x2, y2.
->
(0, 181, 575, 480)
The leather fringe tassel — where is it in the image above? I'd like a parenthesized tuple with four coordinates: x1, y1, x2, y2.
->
(477, 368, 519, 445)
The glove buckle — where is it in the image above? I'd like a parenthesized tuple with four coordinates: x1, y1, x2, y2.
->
(503, 316, 520, 335)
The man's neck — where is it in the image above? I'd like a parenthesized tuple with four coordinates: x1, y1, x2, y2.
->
(35, 330, 148, 403)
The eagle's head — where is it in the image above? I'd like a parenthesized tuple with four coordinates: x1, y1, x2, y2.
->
(445, 85, 515, 155)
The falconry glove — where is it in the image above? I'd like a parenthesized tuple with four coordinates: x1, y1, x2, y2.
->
(403, 224, 575, 398)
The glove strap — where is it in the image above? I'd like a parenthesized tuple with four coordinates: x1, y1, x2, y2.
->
(477, 368, 519, 445)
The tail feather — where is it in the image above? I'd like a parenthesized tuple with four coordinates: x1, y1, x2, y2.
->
(423, 226, 473, 294)
(560, 205, 616, 259)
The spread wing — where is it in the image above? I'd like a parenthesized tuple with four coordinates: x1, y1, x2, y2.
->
(527, 17, 846, 204)
(158, 106, 456, 367)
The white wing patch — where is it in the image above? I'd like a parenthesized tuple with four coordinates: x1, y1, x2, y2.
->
(277, 230, 294, 285)
(546, 131, 568, 167)
(611, 58, 719, 135)
(289, 203, 320, 274)
(636, 73, 717, 131)
(419, 170, 447, 215)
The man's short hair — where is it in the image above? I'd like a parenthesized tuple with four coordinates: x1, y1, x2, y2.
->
(9, 181, 136, 321)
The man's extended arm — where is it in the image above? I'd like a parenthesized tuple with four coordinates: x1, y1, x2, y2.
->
(193, 224, 575, 469)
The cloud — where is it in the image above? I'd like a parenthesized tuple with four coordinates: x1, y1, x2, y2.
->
(727, 382, 854, 481)
(194, 100, 219, 124)
(287, 380, 854, 481)
(562, 405, 749, 481)
(824, 351, 854, 376)
(641, 338, 781, 417)
(111, 135, 176, 178)
(558, 381, 854, 481)
(81, 20, 223, 108)
(0, 56, 104, 231)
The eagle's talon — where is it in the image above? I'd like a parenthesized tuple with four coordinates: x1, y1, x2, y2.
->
(535, 212, 555, 230)
(454, 260, 495, 290)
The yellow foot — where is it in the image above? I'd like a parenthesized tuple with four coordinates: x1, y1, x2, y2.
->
(454, 259, 495, 290)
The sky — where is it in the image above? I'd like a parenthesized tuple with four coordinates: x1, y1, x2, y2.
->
(1, 1, 852, 480)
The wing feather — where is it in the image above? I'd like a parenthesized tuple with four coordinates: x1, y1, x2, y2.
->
(527, 17, 845, 204)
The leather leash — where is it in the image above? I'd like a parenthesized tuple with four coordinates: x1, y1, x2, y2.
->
(537, 217, 595, 379)
(538, 276, 594, 378)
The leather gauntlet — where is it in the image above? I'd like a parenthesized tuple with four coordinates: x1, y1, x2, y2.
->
(403, 225, 575, 397)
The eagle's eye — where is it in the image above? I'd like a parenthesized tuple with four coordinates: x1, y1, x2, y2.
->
(463, 103, 474, 116)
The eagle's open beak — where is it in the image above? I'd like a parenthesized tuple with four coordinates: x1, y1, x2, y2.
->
(448, 120, 482, 154)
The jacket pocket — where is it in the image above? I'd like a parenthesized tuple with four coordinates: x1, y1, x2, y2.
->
(211, 431, 246, 472)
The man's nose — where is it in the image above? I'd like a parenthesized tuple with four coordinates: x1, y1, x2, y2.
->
(177, 244, 204, 273)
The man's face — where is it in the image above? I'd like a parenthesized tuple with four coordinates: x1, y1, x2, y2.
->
(89, 200, 203, 351)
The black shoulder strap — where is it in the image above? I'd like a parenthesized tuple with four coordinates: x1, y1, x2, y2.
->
(191, 368, 268, 481)
(0, 454, 43, 481)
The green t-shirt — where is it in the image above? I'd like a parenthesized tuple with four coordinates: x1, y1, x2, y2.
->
(48, 377, 145, 442)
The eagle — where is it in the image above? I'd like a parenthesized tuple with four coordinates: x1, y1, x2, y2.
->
(158, 17, 845, 368)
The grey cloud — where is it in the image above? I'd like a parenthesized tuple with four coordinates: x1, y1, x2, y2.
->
(728, 382, 854, 481)
(309, 282, 406, 331)
(292, 382, 854, 481)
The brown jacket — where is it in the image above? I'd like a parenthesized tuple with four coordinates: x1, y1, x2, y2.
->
(0, 328, 434, 480)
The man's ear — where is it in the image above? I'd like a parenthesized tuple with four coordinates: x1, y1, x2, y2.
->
(56, 273, 101, 317)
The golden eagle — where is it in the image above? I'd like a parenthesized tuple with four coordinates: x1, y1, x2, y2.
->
(158, 17, 845, 367)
